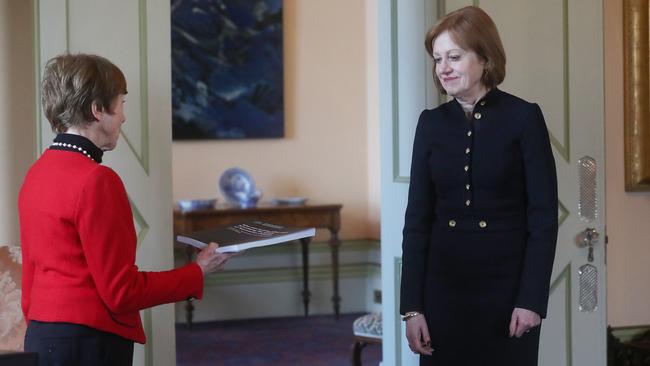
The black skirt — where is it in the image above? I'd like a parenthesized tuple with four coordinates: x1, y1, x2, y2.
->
(24, 321, 134, 366)
(419, 226, 540, 366)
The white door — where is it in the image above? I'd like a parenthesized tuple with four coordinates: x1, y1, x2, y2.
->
(378, 1, 606, 365)
(35, 1, 175, 365)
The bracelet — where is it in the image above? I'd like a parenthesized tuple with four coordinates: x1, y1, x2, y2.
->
(401, 311, 421, 321)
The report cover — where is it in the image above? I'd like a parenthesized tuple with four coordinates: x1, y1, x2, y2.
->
(176, 220, 315, 253)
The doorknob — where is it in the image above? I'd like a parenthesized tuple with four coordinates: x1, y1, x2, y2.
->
(576, 228, 599, 262)
(576, 228, 600, 312)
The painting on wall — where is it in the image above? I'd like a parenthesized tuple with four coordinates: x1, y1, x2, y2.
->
(171, 0, 284, 139)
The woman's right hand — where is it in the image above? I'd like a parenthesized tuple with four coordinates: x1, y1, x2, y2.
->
(195, 242, 237, 275)
(405, 313, 434, 355)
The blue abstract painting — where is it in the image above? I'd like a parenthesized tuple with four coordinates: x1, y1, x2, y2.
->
(171, 0, 284, 139)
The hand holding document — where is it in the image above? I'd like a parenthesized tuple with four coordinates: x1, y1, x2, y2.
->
(195, 242, 237, 274)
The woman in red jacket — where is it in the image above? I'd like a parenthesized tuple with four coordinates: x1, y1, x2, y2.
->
(19, 53, 233, 365)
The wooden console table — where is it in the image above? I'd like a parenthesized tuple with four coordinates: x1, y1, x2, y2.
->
(173, 203, 343, 328)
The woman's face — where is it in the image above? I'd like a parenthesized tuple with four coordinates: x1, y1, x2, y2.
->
(96, 95, 126, 151)
(432, 31, 486, 101)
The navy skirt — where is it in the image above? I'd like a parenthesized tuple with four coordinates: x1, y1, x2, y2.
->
(24, 321, 134, 366)
(419, 226, 540, 366)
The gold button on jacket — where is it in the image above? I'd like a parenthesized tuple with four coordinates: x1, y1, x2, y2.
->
(448, 220, 457, 227)
(479, 220, 487, 228)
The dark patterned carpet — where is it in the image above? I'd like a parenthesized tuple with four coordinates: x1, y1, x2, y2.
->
(176, 313, 382, 366)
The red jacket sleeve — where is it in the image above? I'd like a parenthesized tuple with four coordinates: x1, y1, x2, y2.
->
(74, 166, 203, 314)
(20, 242, 34, 323)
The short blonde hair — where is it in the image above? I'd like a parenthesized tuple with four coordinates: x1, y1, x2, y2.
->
(41, 54, 127, 133)
(425, 6, 506, 95)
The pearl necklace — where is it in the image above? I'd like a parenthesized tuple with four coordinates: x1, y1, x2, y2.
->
(50, 142, 94, 161)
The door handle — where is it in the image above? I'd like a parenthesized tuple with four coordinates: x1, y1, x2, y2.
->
(576, 228, 600, 312)
(576, 227, 599, 262)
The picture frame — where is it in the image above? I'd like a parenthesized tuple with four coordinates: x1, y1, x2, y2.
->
(623, 0, 650, 191)
(171, 0, 284, 140)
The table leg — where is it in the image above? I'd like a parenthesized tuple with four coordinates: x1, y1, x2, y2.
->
(329, 230, 341, 319)
(185, 246, 195, 330)
(300, 238, 311, 317)
(185, 299, 194, 330)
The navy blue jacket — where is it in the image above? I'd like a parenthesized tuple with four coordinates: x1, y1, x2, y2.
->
(400, 88, 558, 318)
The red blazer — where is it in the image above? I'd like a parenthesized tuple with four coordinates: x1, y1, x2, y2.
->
(18, 150, 203, 343)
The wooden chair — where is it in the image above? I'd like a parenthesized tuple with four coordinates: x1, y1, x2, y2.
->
(0, 245, 26, 352)
(351, 312, 382, 366)
(608, 326, 650, 366)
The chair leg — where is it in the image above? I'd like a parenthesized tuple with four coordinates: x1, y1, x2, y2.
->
(351, 340, 367, 366)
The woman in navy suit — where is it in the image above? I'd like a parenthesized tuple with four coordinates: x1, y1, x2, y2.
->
(400, 6, 558, 365)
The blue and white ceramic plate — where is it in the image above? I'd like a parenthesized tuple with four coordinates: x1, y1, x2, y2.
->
(271, 197, 308, 205)
(219, 167, 261, 207)
(177, 198, 217, 212)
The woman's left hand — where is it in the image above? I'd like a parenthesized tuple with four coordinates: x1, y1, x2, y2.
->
(195, 243, 237, 275)
(509, 307, 541, 338)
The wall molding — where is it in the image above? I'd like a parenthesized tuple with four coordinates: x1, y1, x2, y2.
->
(205, 262, 380, 287)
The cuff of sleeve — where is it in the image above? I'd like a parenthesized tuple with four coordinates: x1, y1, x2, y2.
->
(399, 299, 423, 316)
(514, 298, 547, 319)
(187, 263, 204, 301)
